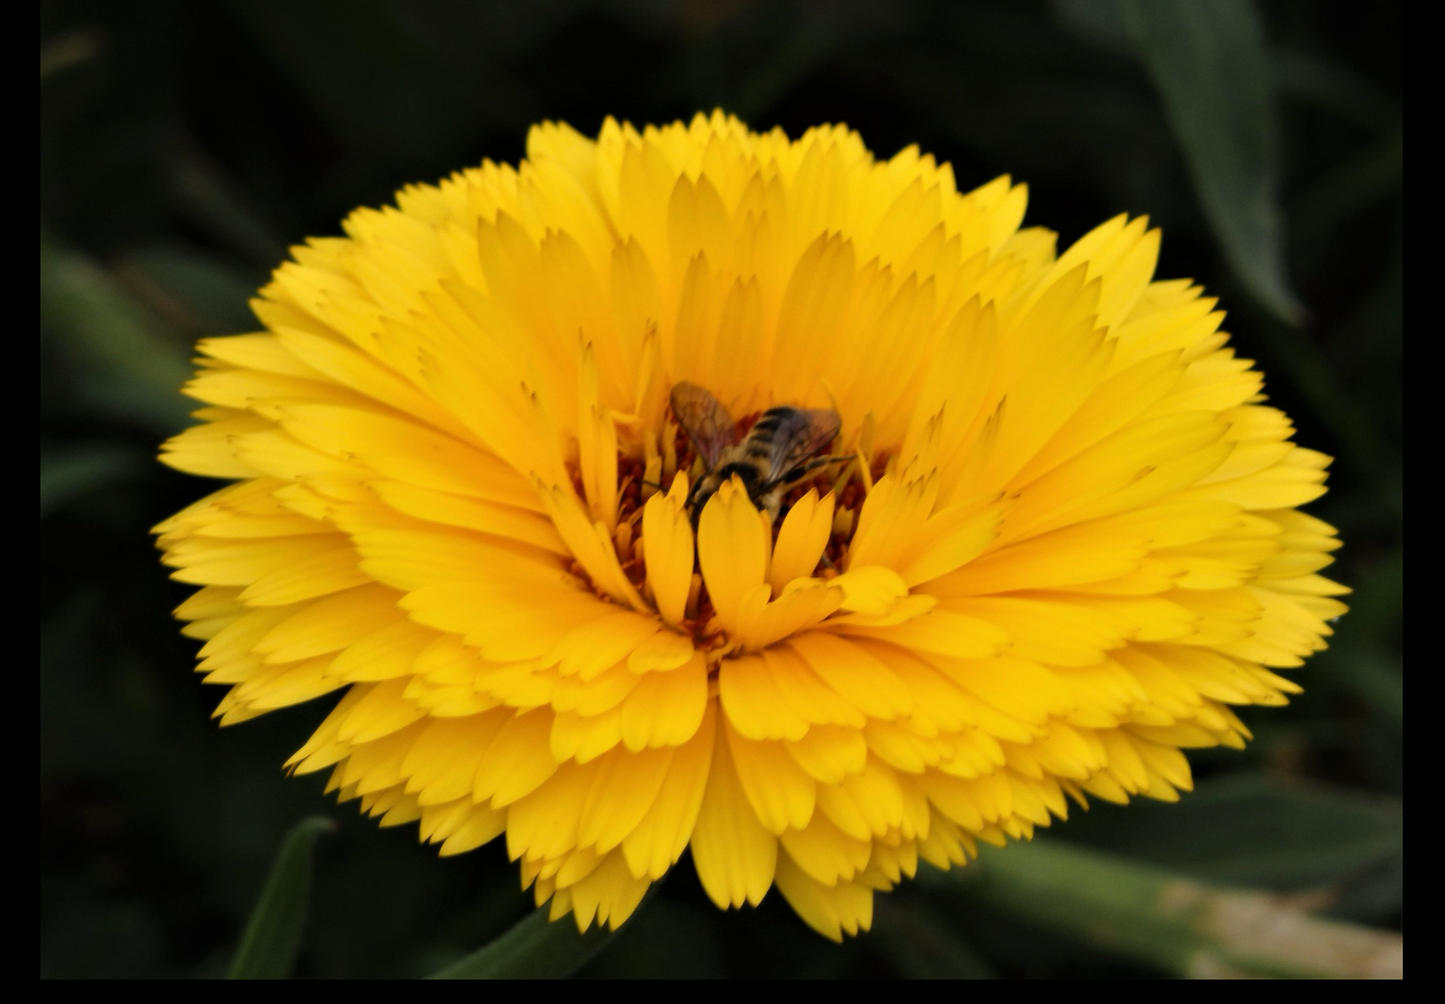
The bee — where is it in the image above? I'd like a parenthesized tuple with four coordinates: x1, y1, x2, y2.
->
(670, 381, 848, 526)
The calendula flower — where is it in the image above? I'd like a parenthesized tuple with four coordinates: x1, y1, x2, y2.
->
(155, 112, 1346, 940)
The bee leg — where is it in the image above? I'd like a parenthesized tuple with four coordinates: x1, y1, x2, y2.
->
(796, 455, 853, 475)
(779, 456, 852, 491)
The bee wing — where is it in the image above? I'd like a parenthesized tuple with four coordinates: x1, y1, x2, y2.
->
(670, 382, 739, 468)
(763, 408, 841, 485)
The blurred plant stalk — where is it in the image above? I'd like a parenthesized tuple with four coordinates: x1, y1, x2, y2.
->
(40, 228, 196, 434)
(228, 817, 335, 980)
(925, 838, 1402, 978)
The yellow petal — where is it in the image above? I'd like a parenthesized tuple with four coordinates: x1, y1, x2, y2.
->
(619, 651, 708, 748)
(697, 477, 770, 635)
(719, 654, 811, 742)
(537, 484, 647, 611)
(787, 632, 914, 720)
(578, 745, 675, 852)
(725, 720, 817, 834)
(773, 852, 874, 942)
(735, 578, 843, 652)
(690, 717, 778, 909)
(641, 473, 695, 626)
(621, 702, 717, 879)
(769, 489, 835, 592)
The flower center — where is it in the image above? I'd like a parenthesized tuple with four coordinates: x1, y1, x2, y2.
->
(564, 405, 886, 659)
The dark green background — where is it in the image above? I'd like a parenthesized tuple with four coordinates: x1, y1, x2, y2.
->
(40, 0, 1402, 979)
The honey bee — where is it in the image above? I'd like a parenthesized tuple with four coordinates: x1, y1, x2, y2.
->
(670, 381, 847, 526)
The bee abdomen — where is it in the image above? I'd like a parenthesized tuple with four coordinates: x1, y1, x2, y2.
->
(715, 462, 763, 493)
(750, 407, 793, 435)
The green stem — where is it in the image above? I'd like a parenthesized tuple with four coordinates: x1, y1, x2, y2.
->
(426, 887, 658, 980)
(921, 839, 1401, 978)
(228, 817, 335, 979)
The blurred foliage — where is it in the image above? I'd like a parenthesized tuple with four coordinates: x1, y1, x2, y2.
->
(429, 887, 646, 979)
(40, 0, 1401, 979)
(225, 816, 334, 979)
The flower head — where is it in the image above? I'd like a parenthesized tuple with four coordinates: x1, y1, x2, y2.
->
(155, 112, 1346, 940)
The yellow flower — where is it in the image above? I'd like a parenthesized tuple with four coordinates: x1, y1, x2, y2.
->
(155, 112, 1347, 941)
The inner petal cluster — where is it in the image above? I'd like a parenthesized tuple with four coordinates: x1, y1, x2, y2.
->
(578, 407, 889, 661)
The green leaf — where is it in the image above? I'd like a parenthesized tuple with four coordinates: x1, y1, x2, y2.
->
(870, 894, 995, 979)
(40, 230, 196, 435)
(426, 896, 644, 980)
(1059, 774, 1402, 906)
(1274, 49, 1399, 128)
(568, 898, 725, 978)
(40, 444, 143, 517)
(227, 816, 334, 980)
(1117, 0, 1302, 323)
(1290, 130, 1403, 272)
(40, 30, 103, 82)
(220, 0, 495, 157)
(119, 246, 264, 334)
(156, 135, 291, 269)
(922, 837, 1402, 978)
